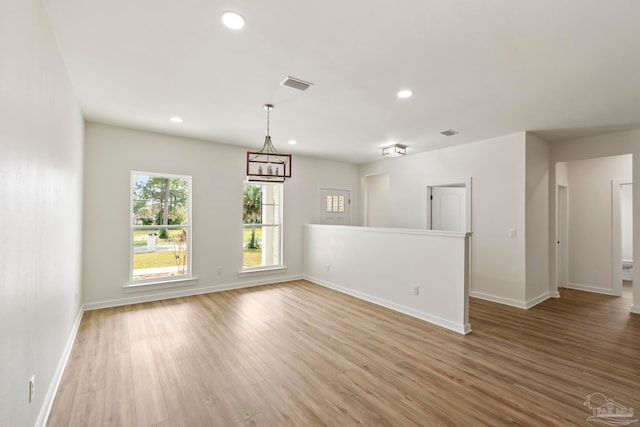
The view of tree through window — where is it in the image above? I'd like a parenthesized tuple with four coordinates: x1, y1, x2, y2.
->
(243, 183, 282, 268)
(131, 172, 191, 281)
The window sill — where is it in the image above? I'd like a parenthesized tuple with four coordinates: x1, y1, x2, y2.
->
(123, 276, 198, 293)
(237, 266, 287, 277)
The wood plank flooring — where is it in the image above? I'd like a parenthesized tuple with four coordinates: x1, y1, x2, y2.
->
(47, 280, 640, 426)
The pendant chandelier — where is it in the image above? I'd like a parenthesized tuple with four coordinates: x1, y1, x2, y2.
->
(246, 104, 292, 182)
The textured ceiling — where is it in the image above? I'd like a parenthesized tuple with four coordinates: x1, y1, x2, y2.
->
(44, 0, 640, 164)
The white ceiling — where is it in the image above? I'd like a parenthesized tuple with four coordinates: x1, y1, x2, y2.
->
(44, 0, 640, 164)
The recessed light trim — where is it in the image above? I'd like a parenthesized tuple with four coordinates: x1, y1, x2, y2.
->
(221, 11, 245, 30)
(288, 140, 297, 145)
(170, 116, 183, 123)
(440, 129, 459, 136)
(397, 89, 413, 99)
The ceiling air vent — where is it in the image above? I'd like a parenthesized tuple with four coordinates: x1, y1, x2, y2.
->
(280, 76, 314, 91)
(440, 129, 459, 136)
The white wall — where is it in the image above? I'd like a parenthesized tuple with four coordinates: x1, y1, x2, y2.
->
(621, 183, 633, 261)
(525, 133, 550, 302)
(304, 225, 471, 334)
(556, 161, 568, 186)
(82, 123, 360, 306)
(359, 133, 528, 306)
(0, 1, 84, 425)
(363, 172, 390, 227)
(549, 129, 640, 312)
(564, 154, 632, 293)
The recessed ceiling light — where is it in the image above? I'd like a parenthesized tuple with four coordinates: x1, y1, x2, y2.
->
(221, 11, 245, 30)
(397, 89, 413, 99)
(170, 116, 183, 123)
(288, 140, 297, 145)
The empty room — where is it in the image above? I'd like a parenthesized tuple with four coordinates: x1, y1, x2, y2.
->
(2, 1, 640, 426)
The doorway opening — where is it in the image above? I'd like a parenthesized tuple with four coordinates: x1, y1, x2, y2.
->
(363, 173, 390, 227)
(426, 177, 472, 232)
(556, 185, 569, 289)
(612, 180, 633, 296)
(554, 154, 632, 298)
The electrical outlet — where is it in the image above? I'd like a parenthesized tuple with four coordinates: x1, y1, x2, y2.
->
(509, 228, 517, 239)
(326, 264, 331, 272)
(29, 375, 35, 403)
(412, 286, 420, 296)
(217, 267, 223, 276)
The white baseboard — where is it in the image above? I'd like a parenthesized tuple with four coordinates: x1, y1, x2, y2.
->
(84, 275, 304, 310)
(525, 292, 554, 309)
(631, 305, 640, 315)
(305, 275, 471, 335)
(42, 275, 304, 424)
(37, 306, 84, 427)
(566, 282, 616, 296)
(470, 291, 527, 309)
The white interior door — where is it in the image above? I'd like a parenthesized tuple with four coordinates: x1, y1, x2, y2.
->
(557, 185, 569, 288)
(320, 188, 350, 225)
(431, 187, 466, 232)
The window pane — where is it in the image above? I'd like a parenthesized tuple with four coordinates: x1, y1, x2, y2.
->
(242, 182, 282, 269)
(338, 196, 345, 212)
(326, 195, 333, 212)
(263, 225, 280, 266)
(243, 184, 262, 225)
(270, 185, 281, 205)
(261, 204, 280, 225)
(243, 225, 263, 267)
(133, 175, 189, 226)
(132, 227, 188, 280)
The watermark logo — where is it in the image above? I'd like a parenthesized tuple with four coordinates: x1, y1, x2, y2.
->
(584, 392, 638, 426)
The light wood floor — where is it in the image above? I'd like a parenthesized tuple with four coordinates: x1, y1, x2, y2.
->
(48, 280, 640, 426)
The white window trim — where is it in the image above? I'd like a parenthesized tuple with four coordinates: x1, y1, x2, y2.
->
(242, 182, 284, 271)
(237, 266, 288, 277)
(122, 276, 198, 293)
(128, 171, 193, 287)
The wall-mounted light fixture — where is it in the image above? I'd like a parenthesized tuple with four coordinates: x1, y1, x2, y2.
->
(382, 144, 407, 157)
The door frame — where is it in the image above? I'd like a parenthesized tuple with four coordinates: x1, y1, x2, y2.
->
(612, 178, 632, 297)
(426, 177, 472, 232)
(362, 173, 390, 227)
(556, 185, 569, 289)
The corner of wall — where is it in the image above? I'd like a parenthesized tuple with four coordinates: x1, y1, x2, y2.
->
(525, 133, 551, 301)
